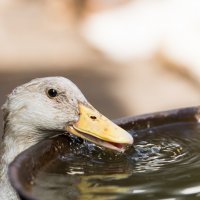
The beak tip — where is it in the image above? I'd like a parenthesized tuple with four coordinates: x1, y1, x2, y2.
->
(128, 135, 134, 145)
(125, 130, 134, 145)
(114, 130, 134, 145)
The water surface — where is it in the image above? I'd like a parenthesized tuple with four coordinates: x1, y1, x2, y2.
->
(32, 123, 200, 200)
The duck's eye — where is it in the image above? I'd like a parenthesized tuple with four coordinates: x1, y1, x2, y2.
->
(47, 89, 58, 98)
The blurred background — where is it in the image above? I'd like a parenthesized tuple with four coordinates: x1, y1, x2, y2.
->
(1, 0, 200, 135)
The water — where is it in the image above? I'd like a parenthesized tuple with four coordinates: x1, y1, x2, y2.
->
(32, 123, 200, 200)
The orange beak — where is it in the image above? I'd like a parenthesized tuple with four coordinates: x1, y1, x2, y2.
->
(66, 102, 133, 152)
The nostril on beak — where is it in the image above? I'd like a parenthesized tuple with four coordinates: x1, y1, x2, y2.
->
(90, 116, 97, 120)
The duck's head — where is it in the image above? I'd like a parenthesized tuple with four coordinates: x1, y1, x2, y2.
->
(2, 77, 133, 152)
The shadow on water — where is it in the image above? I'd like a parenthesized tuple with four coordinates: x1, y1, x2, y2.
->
(0, 67, 127, 140)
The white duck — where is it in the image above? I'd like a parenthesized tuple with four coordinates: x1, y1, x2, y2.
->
(0, 77, 133, 200)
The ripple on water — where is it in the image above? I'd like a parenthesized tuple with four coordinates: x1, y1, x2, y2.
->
(32, 123, 200, 200)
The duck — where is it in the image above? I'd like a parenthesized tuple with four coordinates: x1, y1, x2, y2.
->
(0, 76, 133, 200)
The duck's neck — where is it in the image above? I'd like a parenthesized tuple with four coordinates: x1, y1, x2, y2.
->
(0, 123, 39, 181)
(0, 122, 43, 200)
(0, 128, 42, 200)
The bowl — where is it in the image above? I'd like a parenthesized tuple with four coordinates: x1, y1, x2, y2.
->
(8, 106, 200, 200)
